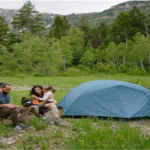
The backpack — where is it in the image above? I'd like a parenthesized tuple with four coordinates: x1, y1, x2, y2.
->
(21, 97, 38, 106)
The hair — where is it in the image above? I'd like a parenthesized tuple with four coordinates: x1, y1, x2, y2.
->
(30, 84, 44, 97)
(43, 85, 56, 93)
(0, 82, 11, 88)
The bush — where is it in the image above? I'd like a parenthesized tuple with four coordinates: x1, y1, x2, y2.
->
(33, 72, 45, 77)
(0, 69, 15, 77)
(118, 65, 128, 73)
(14, 74, 29, 78)
(59, 67, 81, 76)
(95, 63, 117, 74)
(127, 68, 143, 76)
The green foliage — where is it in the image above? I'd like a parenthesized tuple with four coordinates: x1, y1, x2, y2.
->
(33, 72, 45, 77)
(0, 16, 10, 46)
(47, 15, 70, 39)
(0, 122, 13, 137)
(109, 11, 132, 45)
(80, 50, 95, 67)
(12, 1, 45, 35)
(59, 36, 72, 69)
(118, 65, 128, 73)
(2, 3, 150, 76)
(95, 63, 117, 74)
(76, 15, 91, 46)
(67, 28, 84, 65)
(128, 6, 149, 37)
(127, 68, 143, 76)
(29, 118, 47, 130)
(0, 16, 19, 51)
(59, 67, 81, 76)
(67, 118, 150, 149)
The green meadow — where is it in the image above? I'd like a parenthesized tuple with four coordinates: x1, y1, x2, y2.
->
(1, 74, 150, 90)
(1, 75, 150, 149)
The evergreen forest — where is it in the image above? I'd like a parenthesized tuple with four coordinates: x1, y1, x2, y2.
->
(1, 1, 150, 77)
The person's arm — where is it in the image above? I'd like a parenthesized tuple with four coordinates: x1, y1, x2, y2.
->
(36, 95, 52, 106)
(31, 95, 38, 99)
(52, 99, 58, 105)
(10, 104, 20, 108)
(38, 92, 51, 101)
(0, 104, 14, 109)
(44, 99, 58, 107)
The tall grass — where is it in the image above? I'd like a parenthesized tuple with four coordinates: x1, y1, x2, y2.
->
(67, 118, 150, 149)
(29, 117, 47, 130)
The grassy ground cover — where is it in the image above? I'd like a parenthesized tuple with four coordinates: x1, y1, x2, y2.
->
(1, 74, 150, 89)
(1, 75, 150, 149)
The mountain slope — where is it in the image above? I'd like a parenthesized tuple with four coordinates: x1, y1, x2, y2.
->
(0, 1, 150, 31)
(67, 1, 150, 27)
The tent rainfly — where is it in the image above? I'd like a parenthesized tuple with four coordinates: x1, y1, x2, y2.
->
(58, 80, 150, 118)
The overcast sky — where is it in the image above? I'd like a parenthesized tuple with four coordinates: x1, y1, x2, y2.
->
(0, 0, 129, 15)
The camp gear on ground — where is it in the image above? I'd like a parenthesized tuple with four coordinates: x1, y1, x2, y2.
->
(21, 97, 38, 106)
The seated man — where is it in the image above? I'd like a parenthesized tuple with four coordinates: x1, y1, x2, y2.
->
(0, 82, 30, 130)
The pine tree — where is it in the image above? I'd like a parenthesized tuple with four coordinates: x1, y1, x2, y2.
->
(0, 16, 10, 46)
(128, 6, 146, 36)
(0, 16, 19, 52)
(47, 15, 70, 39)
(76, 15, 91, 46)
(12, 1, 45, 35)
(62, 16, 71, 36)
(97, 22, 108, 45)
(109, 11, 132, 46)
(91, 32, 100, 49)
(67, 28, 84, 66)
(48, 15, 64, 39)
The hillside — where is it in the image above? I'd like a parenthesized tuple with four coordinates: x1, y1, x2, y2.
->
(67, 1, 150, 27)
(0, 1, 150, 31)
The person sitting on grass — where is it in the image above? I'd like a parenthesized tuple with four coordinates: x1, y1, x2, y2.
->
(0, 82, 30, 131)
(36, 85, 56, 119)
(30, 84, 66, 126)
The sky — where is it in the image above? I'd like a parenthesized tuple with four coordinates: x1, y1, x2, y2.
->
(0, 0, 129, 15)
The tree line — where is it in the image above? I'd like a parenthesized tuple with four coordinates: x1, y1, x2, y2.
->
(0, 1, 150, 76)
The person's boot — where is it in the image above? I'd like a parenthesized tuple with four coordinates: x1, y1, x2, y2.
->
(54, 117, 67, 126)
(47, 115, 53, 125)
(42, 114, 51, 120)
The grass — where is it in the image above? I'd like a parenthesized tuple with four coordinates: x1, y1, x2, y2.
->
(1, 75, 150, 149)
(1, 74, 150, 89)
(29, 117, 47, 130)
(67, 118, 150, 149)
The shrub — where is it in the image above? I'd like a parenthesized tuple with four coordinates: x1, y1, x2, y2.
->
(127, 68, 143, 76)
(95, 63, 117, 74)
(118, 65, 128, 73)
(59, 67, 81, 76)
(14, 74, 29, 78)
(0, 69, 15, 77)
(33, 72, 45, 77)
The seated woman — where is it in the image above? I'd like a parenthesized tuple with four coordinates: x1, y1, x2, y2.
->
(35, 85, 56, 118)
(30, 84, 65, 126)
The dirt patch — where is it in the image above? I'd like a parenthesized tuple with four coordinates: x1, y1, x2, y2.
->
(12, 85, 72, 91)
(129, 119, 150, 136)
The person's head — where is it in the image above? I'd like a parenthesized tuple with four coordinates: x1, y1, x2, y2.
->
(43, 85, 56, 93)
(30, 84, 44, 97)
(0, 82, 12, 94)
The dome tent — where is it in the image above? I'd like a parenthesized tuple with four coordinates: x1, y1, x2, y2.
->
(58, 80, 150, 118)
